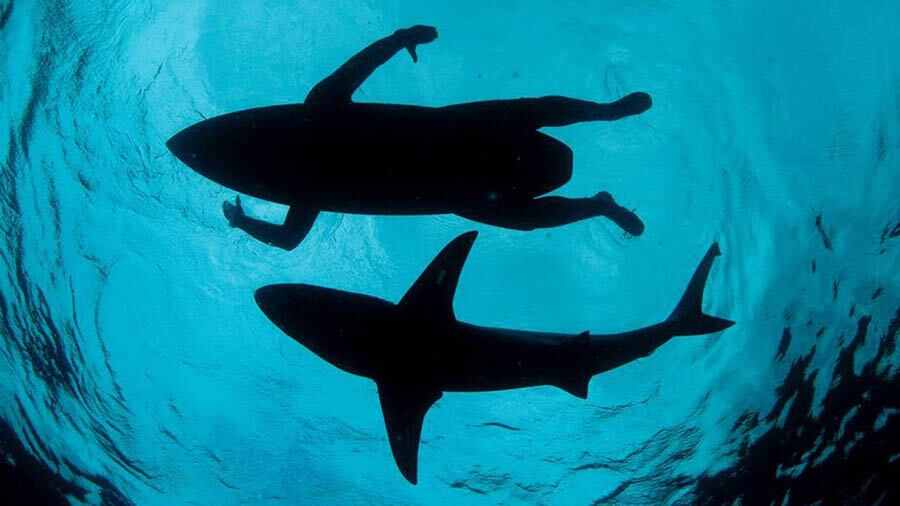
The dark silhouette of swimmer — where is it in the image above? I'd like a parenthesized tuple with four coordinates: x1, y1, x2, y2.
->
(167, 26, 652, 250)
(255, 232, 734, 483)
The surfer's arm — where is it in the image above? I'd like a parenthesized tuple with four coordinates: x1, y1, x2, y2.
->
(305, 25, 437, 104)
(223, 197, 318, 251)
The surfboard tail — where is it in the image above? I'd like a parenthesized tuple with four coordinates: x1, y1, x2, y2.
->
(666, 243, 735, 336)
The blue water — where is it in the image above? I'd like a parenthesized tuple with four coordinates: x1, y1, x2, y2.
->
(1, 1, 898, 504)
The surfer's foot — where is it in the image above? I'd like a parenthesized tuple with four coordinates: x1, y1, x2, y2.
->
(610, 92, 652, 117)
(593, 191, 645, 236)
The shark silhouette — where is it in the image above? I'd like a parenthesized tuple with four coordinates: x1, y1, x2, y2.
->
(254, 232, 734, 483)
(166, 26, 651, 250)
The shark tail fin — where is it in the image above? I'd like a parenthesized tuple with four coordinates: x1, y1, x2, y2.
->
(666, 243, 735, 336)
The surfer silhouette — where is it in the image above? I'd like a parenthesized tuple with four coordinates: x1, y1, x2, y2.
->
(167, 25, 652, 250)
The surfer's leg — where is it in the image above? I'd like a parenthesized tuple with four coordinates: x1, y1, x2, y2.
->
(223, 196, 318, 251)
(444, 93, 651, 128)
(459, 192, 644, 235)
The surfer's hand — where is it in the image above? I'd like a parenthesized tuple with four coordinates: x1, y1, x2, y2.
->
(395, 25, 438, 62)
(222, 196, 245, 227)
(400, 25, 438, 44)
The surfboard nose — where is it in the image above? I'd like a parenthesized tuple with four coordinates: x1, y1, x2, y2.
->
(166, 120, 257, 194)
(254, 284, 292, 327)
(165, 126, 201, 166)
(167, 121, 239, 192)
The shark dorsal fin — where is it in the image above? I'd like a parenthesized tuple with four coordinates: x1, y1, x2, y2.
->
(398, 231, 477, 321)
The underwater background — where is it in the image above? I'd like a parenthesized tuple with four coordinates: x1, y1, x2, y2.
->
(1, 0, 899, 504)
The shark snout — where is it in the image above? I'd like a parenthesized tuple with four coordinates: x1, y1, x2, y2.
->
(254, 284, 337, 334)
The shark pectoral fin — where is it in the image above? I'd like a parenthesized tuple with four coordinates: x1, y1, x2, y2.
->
(398, 231, 478, 321)
(377, 381, 443, 484)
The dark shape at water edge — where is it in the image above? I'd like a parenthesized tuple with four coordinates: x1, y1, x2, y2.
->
(166, 25, 652, 250)
(255, 231, 734, 483)
(691, 309, 900, 505)
(880, 221, 900, 243)
(0, 419, 78, 506)
(815, 213, 834, 251)
(0, 418, 132, 506)
(775, 327, 792, 361)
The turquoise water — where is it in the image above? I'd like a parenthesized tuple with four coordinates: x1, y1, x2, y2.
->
(1, 1, 898, 504)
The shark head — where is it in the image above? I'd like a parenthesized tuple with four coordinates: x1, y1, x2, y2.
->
(253, 232, 478, 382)
(254, 283, 394, 376)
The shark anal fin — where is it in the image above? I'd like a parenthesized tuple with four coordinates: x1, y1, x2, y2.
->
(553, 375, 591, 399)
(377, 381, 442, 484)
(553, 332, 591, 398)
(398, 231, 477, 321)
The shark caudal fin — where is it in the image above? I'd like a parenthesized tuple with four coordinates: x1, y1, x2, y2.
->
(666, 243, 735, 336)
(398, 231, 478, 321)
